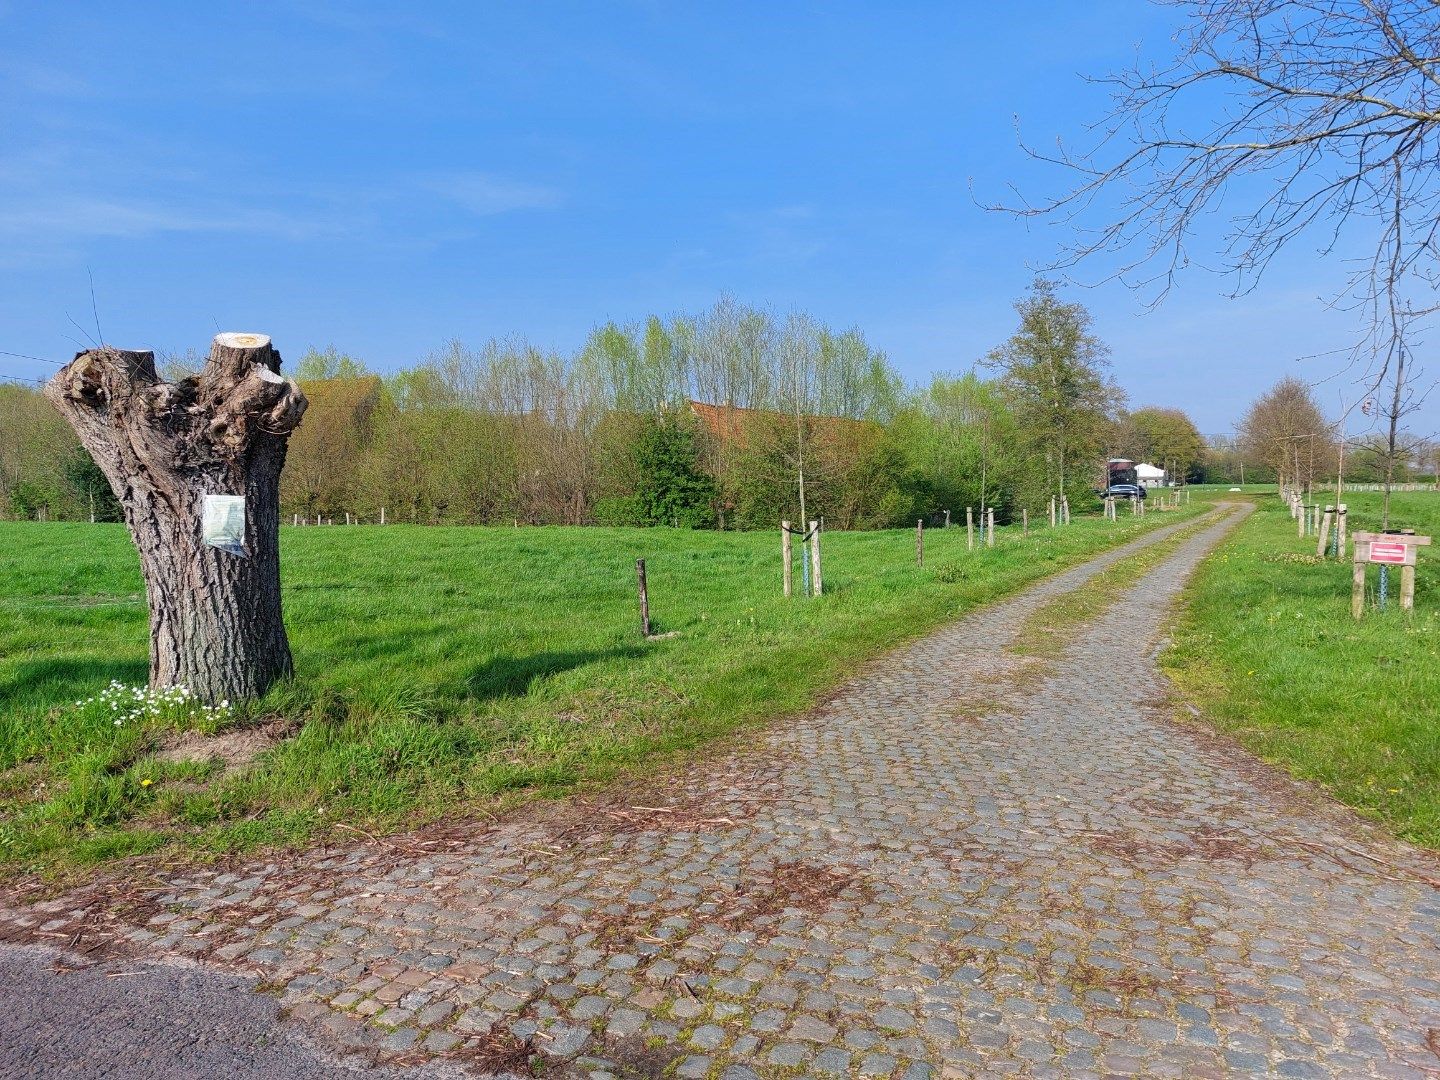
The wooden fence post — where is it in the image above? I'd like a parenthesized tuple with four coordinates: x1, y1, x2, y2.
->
(636, 559, 651, 637)
(967, 507, 974, 550)
(916, 519, 924, 567)
(1337, 504, 1347, 560)
(1317, 506, 1333, 558)
(944, 509, 950, 528)
(1022, 508, 1028, 536)
(809, 520, 823, 596)
(987, 508, 996, 547)
(380, 506, 386, 525)
(1401, 562, 1417, 611)
(1352, 549, 1366, 620)
(781, 521, 793, 597)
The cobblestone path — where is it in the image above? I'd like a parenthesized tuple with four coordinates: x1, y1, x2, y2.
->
(9, 504, 1440, 1078)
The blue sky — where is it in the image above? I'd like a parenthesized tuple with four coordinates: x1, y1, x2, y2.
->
(0, 1, 1411, 435)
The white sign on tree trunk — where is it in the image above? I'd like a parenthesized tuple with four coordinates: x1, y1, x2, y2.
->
(202, 494, 248, 558)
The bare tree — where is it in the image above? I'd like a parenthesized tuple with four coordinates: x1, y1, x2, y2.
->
(45, 334, 307, 703)
(1237, 375, 1333, 491)
(997, 0, 1440, 524)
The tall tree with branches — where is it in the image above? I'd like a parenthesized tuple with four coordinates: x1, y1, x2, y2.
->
(987, 280, 1122, 501)
(998, 0, 1439, 525)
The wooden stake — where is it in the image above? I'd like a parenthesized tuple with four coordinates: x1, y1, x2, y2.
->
(1337, 504, 1347, 559)
(1401, 564, 1416, 611)
(809, 520, 823, 596)
(986, 508, 995, 547)
(967, 506, 974, 550)
(1317, 506, 1333, 558)
(916, 519, 924, 566)
(1022, 508, 1028, 536)
(781, 520, 793, 597)
(1298, 504, 1305, 538)
(1049, 497, 1056, 527)
(636, 559, 651, 637)
(1352, 556, 1366, 620)
(380, 506, 386, 525)
(944, 509, 950, 528)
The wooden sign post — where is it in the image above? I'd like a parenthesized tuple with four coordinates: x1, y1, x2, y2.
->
(1352, 531, 1431, 617)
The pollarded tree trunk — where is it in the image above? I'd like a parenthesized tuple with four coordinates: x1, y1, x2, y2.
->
(45, 333, 307, 704)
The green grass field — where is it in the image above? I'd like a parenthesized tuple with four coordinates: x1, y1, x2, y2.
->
(1165, 489, 1440, 848)
(1, 505, 1205, 876)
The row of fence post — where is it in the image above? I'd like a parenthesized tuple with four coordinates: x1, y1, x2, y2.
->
(291, 508, 386, 526)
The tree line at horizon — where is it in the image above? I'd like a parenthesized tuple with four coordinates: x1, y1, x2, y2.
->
(1, 285, 1426, 529)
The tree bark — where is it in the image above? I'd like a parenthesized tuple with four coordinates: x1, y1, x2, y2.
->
(45, 333, 307, 704)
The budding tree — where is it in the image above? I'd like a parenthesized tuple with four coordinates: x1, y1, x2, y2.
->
(998, 0, 1440, 524)
(45, 333, 308, 703)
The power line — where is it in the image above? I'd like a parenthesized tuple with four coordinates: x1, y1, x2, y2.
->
(0, 350, 64, 366)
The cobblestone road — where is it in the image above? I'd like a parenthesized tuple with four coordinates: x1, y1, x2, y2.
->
(8, 504, 1440, 1078)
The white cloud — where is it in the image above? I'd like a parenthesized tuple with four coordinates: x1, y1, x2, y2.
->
(420, 172, 563, 216)
(0, 195, 336, 244)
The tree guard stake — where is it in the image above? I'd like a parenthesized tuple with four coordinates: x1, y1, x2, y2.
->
(636, 558, 651, 637)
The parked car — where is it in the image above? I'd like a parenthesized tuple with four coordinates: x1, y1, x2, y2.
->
(1103, 482, 1147, 500)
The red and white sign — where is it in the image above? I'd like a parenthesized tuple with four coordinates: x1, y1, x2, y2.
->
(1368, 542, 1408, 564)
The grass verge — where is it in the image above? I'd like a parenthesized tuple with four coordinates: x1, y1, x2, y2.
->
(1163, 490, 1440, 849)
(1, 503, 1207, 878)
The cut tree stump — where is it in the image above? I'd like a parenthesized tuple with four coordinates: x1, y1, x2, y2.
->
(45, 333, 308, 704)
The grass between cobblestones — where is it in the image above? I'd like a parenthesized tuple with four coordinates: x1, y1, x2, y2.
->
(1164, 490, 1440, 849)
(1, 504, 1207, 878)
(1009, 512, 1221, 659)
